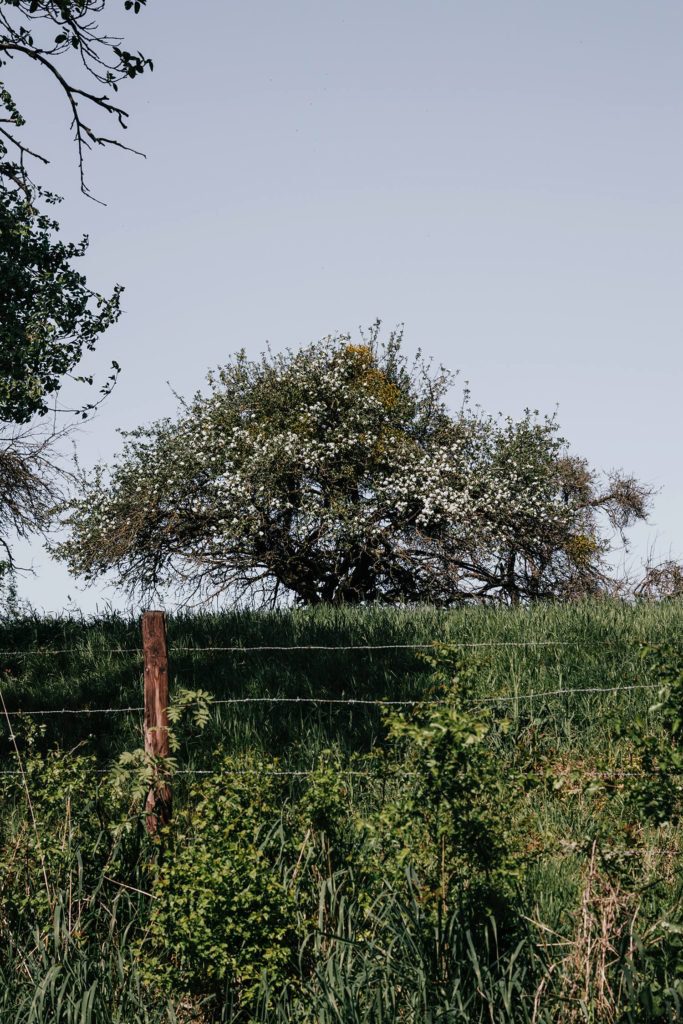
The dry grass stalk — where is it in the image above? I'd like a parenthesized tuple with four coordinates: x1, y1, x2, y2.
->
(532, 841, 638, 1023)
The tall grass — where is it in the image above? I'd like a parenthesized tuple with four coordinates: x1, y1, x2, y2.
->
(0, 600, 682, 1022)
(0, 867, 173, 1024)
(1, 600, 681, 765)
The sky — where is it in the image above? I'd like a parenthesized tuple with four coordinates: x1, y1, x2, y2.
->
(6, 0, 682, 614)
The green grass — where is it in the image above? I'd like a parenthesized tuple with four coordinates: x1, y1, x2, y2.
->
(1, 599, 681, 764)
(0, 600, 682, 1023)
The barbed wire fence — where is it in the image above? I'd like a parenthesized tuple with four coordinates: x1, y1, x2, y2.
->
(1, 611, 681, 851)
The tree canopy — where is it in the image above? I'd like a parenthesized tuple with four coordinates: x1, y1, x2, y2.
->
(0, 1, 151, 579)
(0, 0, 152, 198)
(0, 180, 122, 423)
(0, 0, 151, 423)
(56, 327, 653, 606)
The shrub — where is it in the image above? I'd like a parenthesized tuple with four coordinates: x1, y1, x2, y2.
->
(141, 763, 300, 1018)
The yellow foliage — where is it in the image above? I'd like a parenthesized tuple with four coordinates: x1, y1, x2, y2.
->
(343, 344, 400, 410)
(565, 533, 599, 566)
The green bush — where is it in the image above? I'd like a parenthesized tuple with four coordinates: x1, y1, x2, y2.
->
(377, 649, 531, 917)
(622, 646, 683, 827)
(141, 763, 300, 1018)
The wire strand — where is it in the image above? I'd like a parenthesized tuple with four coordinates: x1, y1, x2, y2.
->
(0, 638, 680, 658)
(0, 766, 671, 779)
(1, 679, 664, 718)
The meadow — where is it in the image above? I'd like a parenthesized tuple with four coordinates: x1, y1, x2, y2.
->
(0, 600, 682, 1023)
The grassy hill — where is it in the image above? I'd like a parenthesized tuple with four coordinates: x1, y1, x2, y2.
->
(0, 600, 682, 1022)
(1, 598, 681, 760)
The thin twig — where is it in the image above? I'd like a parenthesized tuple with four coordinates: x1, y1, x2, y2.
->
(102, 874, 157, 899)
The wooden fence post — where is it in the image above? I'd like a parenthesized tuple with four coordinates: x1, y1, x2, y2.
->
(142, 610, 171, 833)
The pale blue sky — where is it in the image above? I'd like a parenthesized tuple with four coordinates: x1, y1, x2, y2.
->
(8, 0, 682, 613)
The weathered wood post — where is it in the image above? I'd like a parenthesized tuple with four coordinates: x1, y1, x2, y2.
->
(142, 610, 171, 833)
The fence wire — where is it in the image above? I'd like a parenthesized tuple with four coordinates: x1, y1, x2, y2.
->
(0, 765, 674, 779)
(0, 638, 680, 659)
(1, 633, 680, 895)
(0, 680, 664, 718)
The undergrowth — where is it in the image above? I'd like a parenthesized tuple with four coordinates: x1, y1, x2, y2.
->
(0, 600, 682, 1022)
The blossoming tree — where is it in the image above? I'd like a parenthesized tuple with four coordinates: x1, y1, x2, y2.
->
(56, 326, 652, 605)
